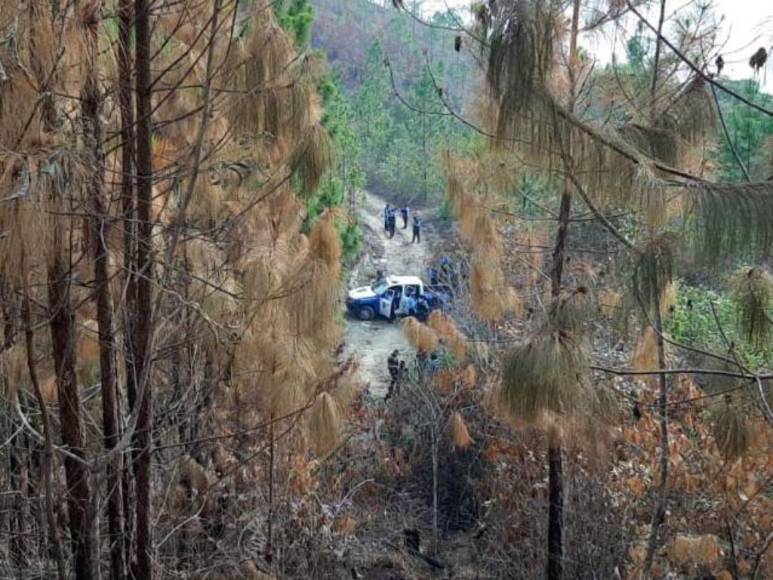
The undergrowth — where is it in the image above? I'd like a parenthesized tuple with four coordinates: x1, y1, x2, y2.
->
(666, 279, 773, 371)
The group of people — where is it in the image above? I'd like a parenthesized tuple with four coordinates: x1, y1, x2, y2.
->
(426, 255, 466, 290)
(384, 204, 422, 243)
(386, 348, 439, 400)
(373, 271, 432, 322)
(378, 204, 435, 400)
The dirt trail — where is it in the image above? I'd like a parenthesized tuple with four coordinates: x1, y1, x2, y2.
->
(343, 191, 434, 397)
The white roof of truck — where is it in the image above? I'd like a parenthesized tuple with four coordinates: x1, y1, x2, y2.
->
(386, 275, 424, 286)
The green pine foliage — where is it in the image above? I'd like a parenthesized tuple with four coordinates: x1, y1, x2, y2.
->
(352, 39, 476, 202)
(276, 0, 315, 47)
(666, 280, 773, 370)
(713, 80, 773, 182)
(305, 74, 365, 265)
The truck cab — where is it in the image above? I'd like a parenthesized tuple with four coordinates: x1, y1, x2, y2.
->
(346, 275, 445, 321)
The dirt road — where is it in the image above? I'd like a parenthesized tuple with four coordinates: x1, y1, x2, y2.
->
(343, 191, 434, 397)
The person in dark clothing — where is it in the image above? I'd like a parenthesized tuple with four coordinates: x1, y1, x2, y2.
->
(388, 360, 407, 399)
(386, 350, 400, 399)
(412, 213, 422, 243)
(403, 289, 417, 316)
(415, 295, 430, 321)
(429, 352, 439, 375)
(389, 291, 399, 321)
(384, 204, 390, 231)
(401, 206, 409, 229)
(388, 208, 397, 239)
(440, 256, 452, 284)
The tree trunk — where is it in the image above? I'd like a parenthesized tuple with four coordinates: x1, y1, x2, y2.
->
(9, 412, 27, 570)
(545, 2, 582, 574)
(431, 428, 439, 554)
(23, 295, 66, 580)
(550, 191, 572, 297)
(48, 249, 94, 580)
(643, 293, 670, 577)
(643, 4, 670, 575)
(117, 0, 137, 566)
(133, 0, 155, 576)
(82, 41, 126, 580)
(265, 417, 275, 566)
(547, 444, 563, 580)
(649, 0, 667, 122)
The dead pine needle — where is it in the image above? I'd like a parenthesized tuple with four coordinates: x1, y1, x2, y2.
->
(500, 329, 590, 424)
(461, 364, 477, 390)
(449, 412, 473, 451)
(427, 311, 467, 359)
(403, 317, 439, 353)
(712, 396, 750, 461)
(308, 213, 343, 274)
(309, 392, 342, 456)
(732, 267, 772, 350)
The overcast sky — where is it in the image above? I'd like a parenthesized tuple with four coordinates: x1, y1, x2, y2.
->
(415, 0, 773, 90)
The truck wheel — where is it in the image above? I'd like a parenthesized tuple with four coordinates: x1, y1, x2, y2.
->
(357, 305, 375, 321)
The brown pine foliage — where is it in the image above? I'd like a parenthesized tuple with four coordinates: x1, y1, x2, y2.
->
(449, 412, 474, 450)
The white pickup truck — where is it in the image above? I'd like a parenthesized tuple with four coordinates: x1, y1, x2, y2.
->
(346, 275, 450, 321)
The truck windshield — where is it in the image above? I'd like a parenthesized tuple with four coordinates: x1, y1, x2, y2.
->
(371, 280, 389, 295)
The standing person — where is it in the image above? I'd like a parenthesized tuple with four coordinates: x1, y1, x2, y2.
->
(389, 290, 399, 321)
(403, 288, 417, 316)
(387, 350, 400, 399)
(429, 352, 439, 375)
(401, 206, 409, 229)
(397, 360, 408, 395)
(388, 207, 397, 239)
(415, 294, 430, 321)
(412, 213, 422, 244)
(384, 204, 390, 231)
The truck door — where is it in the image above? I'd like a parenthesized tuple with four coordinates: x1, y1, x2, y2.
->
(379, 290, 394, 319)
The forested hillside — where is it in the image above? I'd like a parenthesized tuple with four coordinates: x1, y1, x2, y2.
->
(310, 0, 477, 199)
(1, 1, 772, 579)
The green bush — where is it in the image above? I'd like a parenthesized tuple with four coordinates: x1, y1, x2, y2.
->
(666, 280, 773, 371)
(338, 220, 362, 266)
